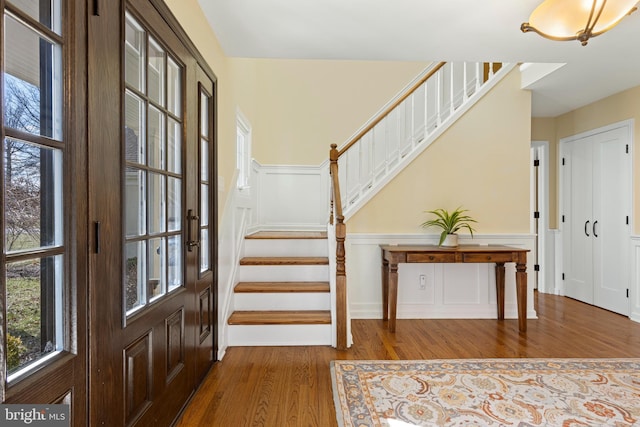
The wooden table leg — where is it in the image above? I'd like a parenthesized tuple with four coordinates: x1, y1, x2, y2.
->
(516, 261, 527, 332)
(381, 256, 389, 321)
(495, 262, 505, 320)
(388, 262, 399, 332)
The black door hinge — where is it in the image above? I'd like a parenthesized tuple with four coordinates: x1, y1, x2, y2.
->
(93, 0, 100, 16)
(626, 144, 629, 154)
(534, 211, 540, 219)
(626, 216, 629, 225)
(627, 289, 630, 298)
(562, 273, 565, 280)
(562, 215, 565, 223)
(534, 264, 540, 272)
(562, 158, 565, 165)
(534, 159, 540, 167)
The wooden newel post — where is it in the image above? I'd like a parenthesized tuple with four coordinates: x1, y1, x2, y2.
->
(330, 143, 348, 350)
(335, 221, 347, 350)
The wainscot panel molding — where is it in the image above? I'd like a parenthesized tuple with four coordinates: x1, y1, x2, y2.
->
(217, 172, 251, 359)
(252, 160, 329, 231)
(546, 229, 564, 295)
(346, 233, 537, 320)
(631, 236, 640, 323)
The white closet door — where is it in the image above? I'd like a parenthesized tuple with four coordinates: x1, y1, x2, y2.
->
(562, 124, 631, 315)
(592, 127, 630, 315)
(564, 137, 594, 304)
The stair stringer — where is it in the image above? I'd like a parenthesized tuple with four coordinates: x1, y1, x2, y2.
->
(341, 63, 517, 222)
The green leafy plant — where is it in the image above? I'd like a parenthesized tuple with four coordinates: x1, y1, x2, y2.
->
(421, 207, 477, 246)
(7, 333, 26, 371)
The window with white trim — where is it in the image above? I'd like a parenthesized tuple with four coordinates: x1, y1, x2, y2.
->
(236, 110, 251, 190)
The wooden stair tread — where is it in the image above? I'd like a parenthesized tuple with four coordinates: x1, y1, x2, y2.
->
(228, 310, 331, 325)
(240, 256, 329, 266)
(235, 282, 330, 293)
(246, 231, 327, 240)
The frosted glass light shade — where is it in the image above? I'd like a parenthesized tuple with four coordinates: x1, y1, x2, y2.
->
(521, 0, 638, 45)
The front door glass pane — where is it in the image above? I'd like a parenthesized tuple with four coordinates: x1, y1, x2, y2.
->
(125, 167, 146, 237)
(125, 241, 146, 312)
(148, 105, 165, 169)
(148, 37, 165, 107)
(148, 237, 165, 301)
(167, 57, 181, 118)
(124, 14, 145, 92)
(125, 90, 145, 165)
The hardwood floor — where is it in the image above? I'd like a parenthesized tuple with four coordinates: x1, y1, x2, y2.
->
(176, 292, 640, 426)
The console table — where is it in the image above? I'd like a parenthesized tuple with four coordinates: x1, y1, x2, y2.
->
(380, 245, 529, 332)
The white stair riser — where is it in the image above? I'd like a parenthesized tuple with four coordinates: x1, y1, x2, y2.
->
(244, 239, 328, 257)
(228, 324, 332, 346)
(239, 265, 329, 282)
(234, 292, 330, 311)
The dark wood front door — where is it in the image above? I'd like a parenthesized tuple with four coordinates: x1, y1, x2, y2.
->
(88, 1, 216, 425)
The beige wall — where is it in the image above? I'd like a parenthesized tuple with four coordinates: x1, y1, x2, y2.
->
(532, 85, 640, 233)
(159, 1, 430, 221)
(230, 59, 430, 165)
(348, 69, 532, 234)
(164, 0, 237, 222)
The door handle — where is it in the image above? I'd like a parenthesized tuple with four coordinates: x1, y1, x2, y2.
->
(186, 209, 200, 252)
(593, 220, 598, 237)
(584, 220, 590, 237)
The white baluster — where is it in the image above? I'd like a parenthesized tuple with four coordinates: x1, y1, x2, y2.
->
(450, 62, 455, 115)
(436, 68, 442, 127)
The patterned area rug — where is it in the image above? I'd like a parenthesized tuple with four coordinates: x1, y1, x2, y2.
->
(331, 359, 640, 427)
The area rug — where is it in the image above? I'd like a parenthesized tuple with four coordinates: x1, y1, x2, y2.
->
(331, 358, 640, 427)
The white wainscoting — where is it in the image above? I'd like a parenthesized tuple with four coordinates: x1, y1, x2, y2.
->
(251, 160, 329, 232)
(630, 236, 640, 323)
(346, 233, 537, 321)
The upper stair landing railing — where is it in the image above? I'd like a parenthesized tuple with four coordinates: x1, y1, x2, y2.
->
(335, 62, 513, 220)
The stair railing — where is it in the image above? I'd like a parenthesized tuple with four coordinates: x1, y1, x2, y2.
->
(328, 61, 506, 350)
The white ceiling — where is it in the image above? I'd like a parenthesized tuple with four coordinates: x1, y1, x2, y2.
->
(198, 0, 640, 117)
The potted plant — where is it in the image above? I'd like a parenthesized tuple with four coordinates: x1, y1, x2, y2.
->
(421, 207, 477, 247)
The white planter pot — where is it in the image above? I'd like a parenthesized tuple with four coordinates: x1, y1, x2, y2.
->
(441, 234, 458, 247)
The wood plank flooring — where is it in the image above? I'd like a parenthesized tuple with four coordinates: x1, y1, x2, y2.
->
(176, 292, 640, 426)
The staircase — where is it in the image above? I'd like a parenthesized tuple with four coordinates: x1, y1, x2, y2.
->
(227, 231, 333, 346)
(222, 62, 514, 350)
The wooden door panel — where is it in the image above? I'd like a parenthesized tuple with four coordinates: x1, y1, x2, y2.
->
(124, 334, 153, 425)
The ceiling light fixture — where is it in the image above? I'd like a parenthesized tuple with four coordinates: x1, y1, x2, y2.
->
(521, 0, 638, 46)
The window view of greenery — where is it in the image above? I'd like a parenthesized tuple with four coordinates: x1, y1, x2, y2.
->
(4, 72, 63, 374)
